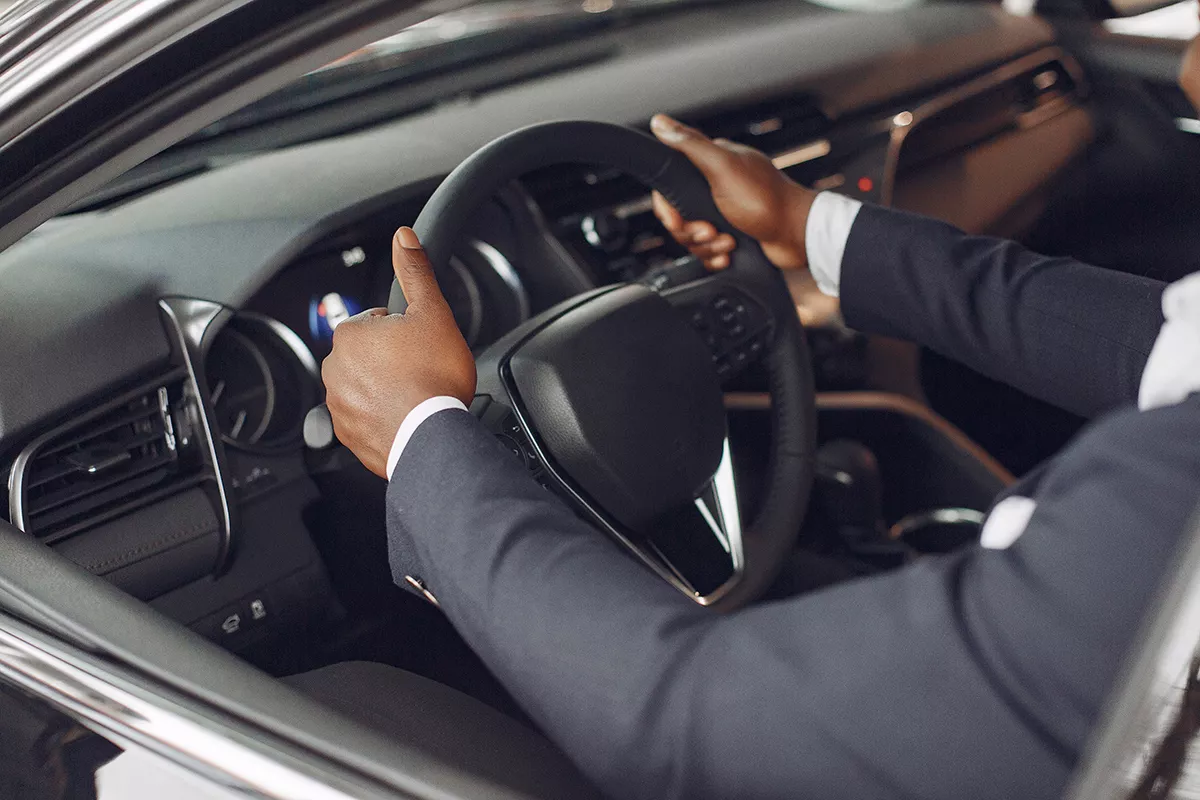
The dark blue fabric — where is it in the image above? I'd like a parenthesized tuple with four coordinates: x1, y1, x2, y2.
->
(841, 204, 1167, 419)
(384, 206, 1196, 799)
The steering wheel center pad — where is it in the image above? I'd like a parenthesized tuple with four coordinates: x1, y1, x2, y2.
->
(506, 283, 725, 533)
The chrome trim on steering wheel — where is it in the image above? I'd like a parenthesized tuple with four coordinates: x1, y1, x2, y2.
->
(693, 439, 745, 601)
(500, 357, 745, 605)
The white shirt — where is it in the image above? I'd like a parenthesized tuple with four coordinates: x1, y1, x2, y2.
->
(387, 192, 1200, 551)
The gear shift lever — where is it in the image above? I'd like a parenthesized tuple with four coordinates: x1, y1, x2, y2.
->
(815, 440, 885, 534)
(814, 440, 910, 568)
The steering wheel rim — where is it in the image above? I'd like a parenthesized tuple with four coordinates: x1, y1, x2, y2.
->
(391, 120, 816, 610)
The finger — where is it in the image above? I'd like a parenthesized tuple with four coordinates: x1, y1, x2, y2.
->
(392, 227, 444, 309)
(651, 191, 685, 234)
(686, 235, 737, 261)
(650, 114, 732, 184)
(707, 254, 730, 271)
(685, 220, 717, 244)
(328, 308, 382, 349)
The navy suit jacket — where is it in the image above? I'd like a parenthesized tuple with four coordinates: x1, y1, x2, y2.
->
(385, 204, 1194, 800)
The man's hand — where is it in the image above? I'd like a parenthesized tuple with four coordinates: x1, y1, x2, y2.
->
(649, 113, 816, 272)
(322, 227, 476, 478)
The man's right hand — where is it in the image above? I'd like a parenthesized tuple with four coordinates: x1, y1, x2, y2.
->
(649, 113, 817, 273)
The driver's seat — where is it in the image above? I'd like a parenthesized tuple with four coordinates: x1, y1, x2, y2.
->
(285, 661, 604, 799)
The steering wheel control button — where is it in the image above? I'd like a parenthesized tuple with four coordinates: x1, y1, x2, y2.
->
(681, 288, 772, 382)
(473, 398, 546, 480)
(496, 434, 528, 466)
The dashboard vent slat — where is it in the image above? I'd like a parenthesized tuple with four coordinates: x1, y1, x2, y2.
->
(14, 378, 210, 542)
(36, 404, 169, 458)
(27, 449, 176, 519)
(687, 95, 830, 154)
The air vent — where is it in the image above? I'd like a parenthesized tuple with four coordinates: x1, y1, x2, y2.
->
(13, 376, 212, 543)
(686, 94, 830, 154)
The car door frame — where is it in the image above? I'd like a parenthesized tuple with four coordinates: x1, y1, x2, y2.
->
(0, 0, 467, 251)
(0, 1, 529, 798)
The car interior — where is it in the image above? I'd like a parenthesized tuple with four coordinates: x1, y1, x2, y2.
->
(1, 0, 1198, 794)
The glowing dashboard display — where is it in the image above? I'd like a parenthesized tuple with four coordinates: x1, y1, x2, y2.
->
(308, 292, 362, 344)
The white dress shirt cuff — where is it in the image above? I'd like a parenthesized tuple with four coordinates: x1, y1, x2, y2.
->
(1139, 271, 1200, 412)
(980, 496, 1037, 550)
(805, 191, 864, 298)
(386, 396, 468, 480)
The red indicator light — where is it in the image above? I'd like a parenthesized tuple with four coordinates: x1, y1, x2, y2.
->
(857, 177, 875, 193)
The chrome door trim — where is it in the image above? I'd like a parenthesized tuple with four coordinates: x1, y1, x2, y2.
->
(0, 612, 405, 800)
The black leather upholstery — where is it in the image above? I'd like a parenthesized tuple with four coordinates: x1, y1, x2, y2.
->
(54, 487, 220, 600)
(285, 661, 604, 799)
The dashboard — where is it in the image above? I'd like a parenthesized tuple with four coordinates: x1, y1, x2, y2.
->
(242, 201, 534, 361)
(0, 0, 1092, 650)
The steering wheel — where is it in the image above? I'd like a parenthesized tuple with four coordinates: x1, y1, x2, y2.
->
(388, 121, 815, 611)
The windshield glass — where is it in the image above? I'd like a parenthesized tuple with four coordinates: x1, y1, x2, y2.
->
(195, 0, 920, 140)
(64, 0, 919, 213)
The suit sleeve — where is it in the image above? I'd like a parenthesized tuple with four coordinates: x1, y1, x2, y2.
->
(386, 401, 1200, 800)
(839, 205, 1167, 418)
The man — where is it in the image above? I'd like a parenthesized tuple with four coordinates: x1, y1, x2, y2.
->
(317, 31, 1200, 800)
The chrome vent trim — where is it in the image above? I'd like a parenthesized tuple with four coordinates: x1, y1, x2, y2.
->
(9, 377, 204, 543)
(6, 298, 233, 564)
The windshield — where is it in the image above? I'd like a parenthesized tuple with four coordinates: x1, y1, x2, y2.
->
(192, 0, 920, 141)
(63, 0, 919, 213)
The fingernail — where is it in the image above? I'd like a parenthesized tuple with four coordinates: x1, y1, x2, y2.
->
(711, 254, 730, 270)
(651, 115, 687, 144)
(692, 227, 714, 243)
(396, 226, 422, 249)
(716, 236, 736, 252)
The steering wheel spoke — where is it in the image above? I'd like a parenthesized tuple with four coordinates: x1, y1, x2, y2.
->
(662, 273, 776, 384)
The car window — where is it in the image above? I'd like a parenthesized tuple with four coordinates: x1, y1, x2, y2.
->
(1104, 0, 1199, 38)
(97, 748, 241, 800)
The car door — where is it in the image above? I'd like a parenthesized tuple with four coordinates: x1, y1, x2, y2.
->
(0, 3, 501, 799)
(0, 678, 240, 800)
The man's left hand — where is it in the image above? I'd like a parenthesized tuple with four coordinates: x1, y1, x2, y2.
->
(322, 226, 476, 478)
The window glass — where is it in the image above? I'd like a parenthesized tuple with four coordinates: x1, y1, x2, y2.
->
(1104, 0, 1199, 39)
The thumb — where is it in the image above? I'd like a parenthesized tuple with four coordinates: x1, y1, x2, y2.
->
(650, 114, 732, 184)
(392, 227, 444, 310)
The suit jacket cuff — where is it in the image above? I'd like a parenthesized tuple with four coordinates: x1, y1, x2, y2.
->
(386, 395, 468, 480)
